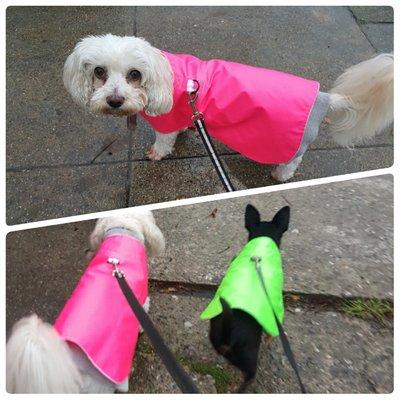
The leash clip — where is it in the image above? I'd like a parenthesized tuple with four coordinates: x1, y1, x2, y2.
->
(187, 79, 203, 123)
(107, 257, 125, 278)
(251, 256, 262, 271)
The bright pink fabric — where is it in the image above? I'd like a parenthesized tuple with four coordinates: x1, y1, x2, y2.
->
(54, 234, 148, 384)
(140, 51, 319, 164)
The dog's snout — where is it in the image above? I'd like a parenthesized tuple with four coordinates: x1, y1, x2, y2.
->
(106, 96, 125, 108)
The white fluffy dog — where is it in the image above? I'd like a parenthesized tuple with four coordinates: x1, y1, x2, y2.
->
(6, 210, 165, 393)
(63, 34, 393, 182)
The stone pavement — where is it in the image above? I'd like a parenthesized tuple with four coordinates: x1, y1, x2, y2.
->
(6, 176, 393, 393)
(6, 6, 394, 224)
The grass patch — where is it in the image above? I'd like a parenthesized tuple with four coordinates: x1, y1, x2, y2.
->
(186, 361, 234, 393)
(357, 17, 367, 25)
(136, 340, 154, 355)
(340, 299, 393, 321)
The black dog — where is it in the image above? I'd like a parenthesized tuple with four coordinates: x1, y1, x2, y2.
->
(208, 204, 290, 392)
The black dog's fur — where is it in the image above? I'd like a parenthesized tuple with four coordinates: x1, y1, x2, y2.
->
(208, 204, 290, 392)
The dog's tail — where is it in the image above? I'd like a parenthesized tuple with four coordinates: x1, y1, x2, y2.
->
(6, 314, 82, 393)
(326, 53, 393, 146)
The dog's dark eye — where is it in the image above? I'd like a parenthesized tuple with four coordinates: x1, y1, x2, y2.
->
(94, 67, 106, 79)
(128, 69, 141, 81)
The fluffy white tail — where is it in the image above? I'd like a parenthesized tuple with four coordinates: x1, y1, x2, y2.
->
(327, 53, 393, 146)
(6, 314, 82, 393)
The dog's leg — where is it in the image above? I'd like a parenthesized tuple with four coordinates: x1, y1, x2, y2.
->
(139, 297, 150, 333)
(147, 131, 179, 160)
(271, 155, 303, 182)
(271, 92, 330, 183)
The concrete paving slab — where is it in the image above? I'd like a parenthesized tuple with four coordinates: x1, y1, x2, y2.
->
(6, 176, 393, 300)
(292, 146, 393, 180)
(6, 58, 129, 167)
(6, 221, 94, 332)
(222, 146, 393, 190)
(6, 163, 128, 224)
(5, 288, 393, 393)
(349, 6, 393, 23)
(7, 142, 393, 224)
(137, 6, 375, 89)
(151, 175, 393, 299)
(130, 146, 393, 210)
(6, 6, 136, 63)
(361, 23, 394, 53)
(254, 305, 392, 393)
(128, 157, 225, 206)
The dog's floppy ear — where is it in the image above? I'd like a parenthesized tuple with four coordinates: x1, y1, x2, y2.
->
(140, 211, 166, 258)
(143, 47, 173, 116)
(63, 38, 94, 107)
(245, 204, 260, 232)
(272, 206, 290, 233)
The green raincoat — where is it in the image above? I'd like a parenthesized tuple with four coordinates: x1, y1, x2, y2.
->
(200, 236, 284, 337)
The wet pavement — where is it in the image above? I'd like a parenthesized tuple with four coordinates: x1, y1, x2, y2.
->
(6, 6, 394, 224)
(6, 175, 393, 393)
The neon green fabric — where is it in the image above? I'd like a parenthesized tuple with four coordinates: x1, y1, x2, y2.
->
(200, 236, 284, 337)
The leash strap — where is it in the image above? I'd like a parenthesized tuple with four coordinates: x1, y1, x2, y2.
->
(187, 79, 305, 391)
(252, 256, 307, 393)
(108, 260, 200, 393)
(187, 80, 235, 192)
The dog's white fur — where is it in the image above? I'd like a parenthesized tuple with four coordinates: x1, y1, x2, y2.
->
(64, 34, 393, 181)
(6, 210, 165, 393)
(63, 35, 173, 116)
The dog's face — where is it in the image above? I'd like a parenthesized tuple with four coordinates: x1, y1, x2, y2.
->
(63, 34, 173, 117)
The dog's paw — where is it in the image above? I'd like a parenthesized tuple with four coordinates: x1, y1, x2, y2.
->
(271, 168, 289, 182)
(146, 146, 164, 161)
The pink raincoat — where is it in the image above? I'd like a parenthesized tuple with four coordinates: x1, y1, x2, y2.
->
(54, 234, 148, 384)
(141, 51, 319, 164)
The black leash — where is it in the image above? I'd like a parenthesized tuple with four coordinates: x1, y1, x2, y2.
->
(252, 256, 306, 393)
(189, 80, 306, 392)
(108, 259, 200, 394)
(188, 80, 235, 192)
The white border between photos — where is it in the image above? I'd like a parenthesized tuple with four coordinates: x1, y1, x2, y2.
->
(0, 1, 397, 400)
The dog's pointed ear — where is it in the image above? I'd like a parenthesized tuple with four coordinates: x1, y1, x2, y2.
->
(272, 206, 290, 233)
(143, 47, 173, 116)
(245, 204, 261, 232)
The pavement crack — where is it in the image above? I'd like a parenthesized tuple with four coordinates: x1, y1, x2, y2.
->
(280, 194, 293, 207)
(125, 126, 134, 207)
(347, 6, 378, 52)
(149, 279, 393, 321)
(216, 246, 231, 254)
(6, 143, 392, 173)
(90, 138, 119, 164)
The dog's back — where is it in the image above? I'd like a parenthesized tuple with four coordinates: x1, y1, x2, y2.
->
(208, 204, 290, 392)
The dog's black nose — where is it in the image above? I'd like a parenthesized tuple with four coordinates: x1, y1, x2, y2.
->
(106, 96, 125, 108)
